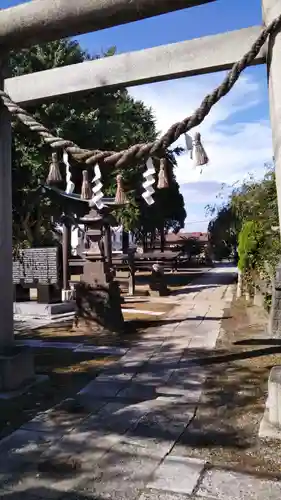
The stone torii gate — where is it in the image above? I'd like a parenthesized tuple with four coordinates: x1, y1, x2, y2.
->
(0, 0, 279, 390)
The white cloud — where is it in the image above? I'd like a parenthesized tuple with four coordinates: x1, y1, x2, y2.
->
(129, 68, 273, 229)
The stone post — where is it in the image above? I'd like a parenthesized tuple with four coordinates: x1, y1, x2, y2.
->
(128, 249, 136, 296)
(0, 65, 14, 350)
(61, 222, 72, 301)
(262, 0, 281, 233)
(104, 223, 112, 270)
(0, 64, 35, 391)
(122, 228, 129, 254)
(236, 269, 242, 298)
(149, 263, 169, 297)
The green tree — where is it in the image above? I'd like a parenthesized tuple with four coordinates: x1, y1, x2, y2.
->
(207, 204, 239, 260)
(207, 163, 280, 283)
(10, 39, 185, 247)
(181, 237, 202, 260)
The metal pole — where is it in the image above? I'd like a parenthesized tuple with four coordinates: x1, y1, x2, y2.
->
(0, 0, 215, 49)
(262, 0, 281, 233)
(0, 62, 14, 350)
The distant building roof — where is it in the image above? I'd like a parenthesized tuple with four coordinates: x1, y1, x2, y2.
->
(165, 232, 209, 244)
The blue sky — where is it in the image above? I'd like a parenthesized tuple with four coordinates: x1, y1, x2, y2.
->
(3, 0, 272, 231)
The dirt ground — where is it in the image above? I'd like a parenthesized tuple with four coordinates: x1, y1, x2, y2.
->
(174, 296, 281, 478)
(0, 349, 117, 441)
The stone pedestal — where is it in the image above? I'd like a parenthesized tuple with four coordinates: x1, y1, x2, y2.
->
(149, 264, 169, 297)
(253, 286, 264, 308)
(236, 270, 242, 298)
(0, 346, 34, 392)
(74, 281, 124, 333)
(14, 301, 75, 318)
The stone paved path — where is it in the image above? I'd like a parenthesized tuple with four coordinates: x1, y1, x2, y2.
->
(1, 264, 281, 499)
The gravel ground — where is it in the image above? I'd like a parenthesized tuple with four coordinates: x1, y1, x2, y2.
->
(172, 295, 281, 478)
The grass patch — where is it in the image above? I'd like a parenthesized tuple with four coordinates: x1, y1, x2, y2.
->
(123, 301, 175, 312)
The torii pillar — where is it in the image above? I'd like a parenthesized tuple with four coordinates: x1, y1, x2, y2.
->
(262, 1, 281, 337)
(262, 0, 281, 232)
(0, 67, 34, 391)
(0, 66, 13, 350)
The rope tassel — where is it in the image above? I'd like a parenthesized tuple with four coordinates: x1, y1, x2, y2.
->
(191, 132, 209, 167)
(115, 173, 127, 204)
(63, 150, 75, 194)
(90, 164, 105, 210)
(142, 158, 155, 206)
(46, 151, 62, 185)
(81, 170, 92, 200)
(157, 159, 169, 189)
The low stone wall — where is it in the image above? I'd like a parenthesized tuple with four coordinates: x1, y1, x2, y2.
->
(269, 262, 281, 338)
(254, 277, 271, 309)
(236, 270, 272, 311)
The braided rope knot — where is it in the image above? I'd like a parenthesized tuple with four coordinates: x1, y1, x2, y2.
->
(91, 164, 104, 209)
(142, 158, 156, 205)
(0, 12, 280, 170)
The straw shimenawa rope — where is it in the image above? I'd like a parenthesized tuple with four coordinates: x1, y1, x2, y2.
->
(1, 13, 280, 169)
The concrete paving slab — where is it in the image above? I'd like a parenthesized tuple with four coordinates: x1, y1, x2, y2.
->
(78, 379, 127, 398)
(4, 430, 127, 499)
(118, 405, 193, 460)
(116, 383, 158, 401)
(78, 450, 161, 500)
(0, 429, 56, 472)
(132, 371, 173, 385)
(139, 491, 196, 500)
(21, 400, 91, 435)
(148, 456, 205, 495)
(82, 400, 149, 435)
(118, 434, 174, 460)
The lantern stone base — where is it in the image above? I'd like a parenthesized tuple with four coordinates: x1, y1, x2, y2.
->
(0, 346, 35, 392)
(74, 281, 124, 333)
(14, 301, 75, 318)
(149, 267, 170, 297)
